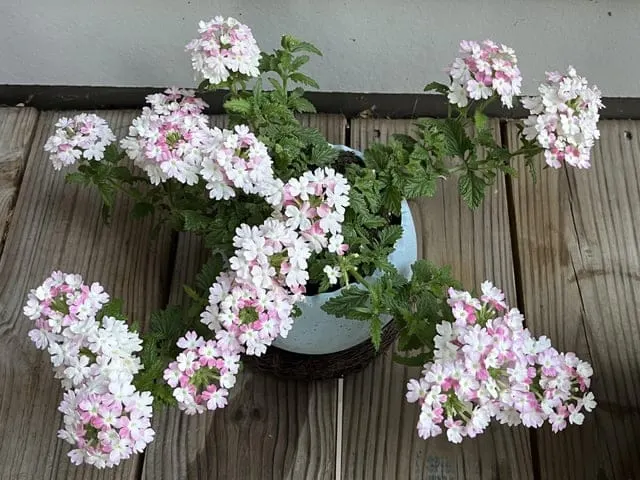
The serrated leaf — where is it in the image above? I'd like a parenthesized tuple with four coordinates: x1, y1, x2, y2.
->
(282, 35, 322, 56)
(377, 225, 403, 248)
(195, 253, 226, 292)
(458, 170, 486, 209)
(223, 98, 252, 116)
(183, 285, 203, 302)
(424, 81, 450, 95)
(403, 174, 437, 199)
(112, 166, 134, 183)
(321, 286, 370, 318)
(381, 187, 403, 216)
(287, 95, 316, 113)
(391, 133, 417, 151)
(65, 172, 90, 185)
(347, 190, 368, 216)
(370, 315, 382, 351)
(98, 298, 127, 322)
(181, 210, 213, 232)
(290, 54, 310, 70)
(361, 213, 388, 229)
(289, 72, 319, 89)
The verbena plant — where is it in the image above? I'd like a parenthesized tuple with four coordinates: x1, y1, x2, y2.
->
(26, 17, 600, 468)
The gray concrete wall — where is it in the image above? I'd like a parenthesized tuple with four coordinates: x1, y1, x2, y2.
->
(1, 0, 638, 96)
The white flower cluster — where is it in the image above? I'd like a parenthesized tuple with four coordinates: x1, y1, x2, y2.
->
(120, 88, 211, 185)
(24, 272, 154, 468)
(447, 40, 522, 109)
(522, 67, 603, 169)
(201, 125, 281, 203)
(44, 114, 116, 170)
(186, 16, 261, 85)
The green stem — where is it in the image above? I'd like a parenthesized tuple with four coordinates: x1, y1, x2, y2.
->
(349, 267, 371, 290)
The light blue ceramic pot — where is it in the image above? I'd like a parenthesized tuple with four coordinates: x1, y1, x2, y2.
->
(272, 145, 418, 354)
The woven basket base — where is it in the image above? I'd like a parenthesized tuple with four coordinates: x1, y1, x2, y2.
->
(245, 322, 398, 381)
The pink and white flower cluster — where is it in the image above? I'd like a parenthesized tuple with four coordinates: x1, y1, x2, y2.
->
(406, 281, 595, 443)
(522, 67, 603, 169)
(120, 89, 281, 202)
(24, 272, 154, 468)
(120, 88, 211, 185)
(196, 167, 350, 363)
(44, 114, 116, 170)
(447, 40, 522, 109)
(163, 331, 242, 414)
(279, 167, 351, 255)
(201, 125, 280, 203)
(186, 16, 261, 86)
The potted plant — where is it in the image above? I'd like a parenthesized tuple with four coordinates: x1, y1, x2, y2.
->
(25, 17, 600, 468)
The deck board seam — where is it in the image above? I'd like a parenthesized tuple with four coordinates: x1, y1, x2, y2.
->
(0, 108, 40, 262)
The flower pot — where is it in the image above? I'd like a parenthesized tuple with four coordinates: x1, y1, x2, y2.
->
(271, 145, 419, 355)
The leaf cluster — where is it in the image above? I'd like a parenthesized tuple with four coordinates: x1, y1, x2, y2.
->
(321, 260, 459, 356)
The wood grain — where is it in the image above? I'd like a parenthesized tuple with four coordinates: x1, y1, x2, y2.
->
(0, 107, 39, 252)
(141, 114, 346, 480)
(0, 110, 174, 480)
(508, 120, 640, 480)
(341, 119, 534, 480)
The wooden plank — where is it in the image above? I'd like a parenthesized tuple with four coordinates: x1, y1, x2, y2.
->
(0, 107, 39, 251)
(341, 119, 534, 480)
(508, 120, 640, 479)
(142, 114, 346, 480)
(0, 110, 174, 480)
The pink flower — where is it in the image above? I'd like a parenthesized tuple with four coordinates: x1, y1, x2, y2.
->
(407, 280, 595, 443)
(120, 89, 210, 185)
(522, 67, 602, 169)
(186, 16, 261, 85)
(163, 334, 241, 415)
(44, 114, 116, 170)
(446, 40, 522, 109)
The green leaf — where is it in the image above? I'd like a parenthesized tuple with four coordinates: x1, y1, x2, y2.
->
(223, 98, 252, 116)
(103, 143, 121, 163)
(424, 81, 450, 95)
(112, 166, 134, 183)
(474, 110, 489, 131)
(98, 298, 127, 322)
(195, 253, 226, 292)
(287, 95, 316, 113)
(131, 202, 154, 219)
(281, 35, 322, 55)
(290, 54, 310, 70)
(181, 211, 213, 232)
(381, 187, 403, 216)
(183, 285, 203, 302)
(391, 133, 417, 151)
(321, 286, 370, 318)
(525, 155, 538, 184)
(370, 315, 382, 351)
(458, 170, 486, 209)
(289, 72, 319, 89)
(360, 213, 388, 229)
(403, 173, 437, 199)
(65, 172, 90, 185)
(376, 225, 403, 248)
(441, 118, 473, 158)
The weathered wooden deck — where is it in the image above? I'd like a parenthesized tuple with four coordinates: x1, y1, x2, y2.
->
(0, 107, 639, 479)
